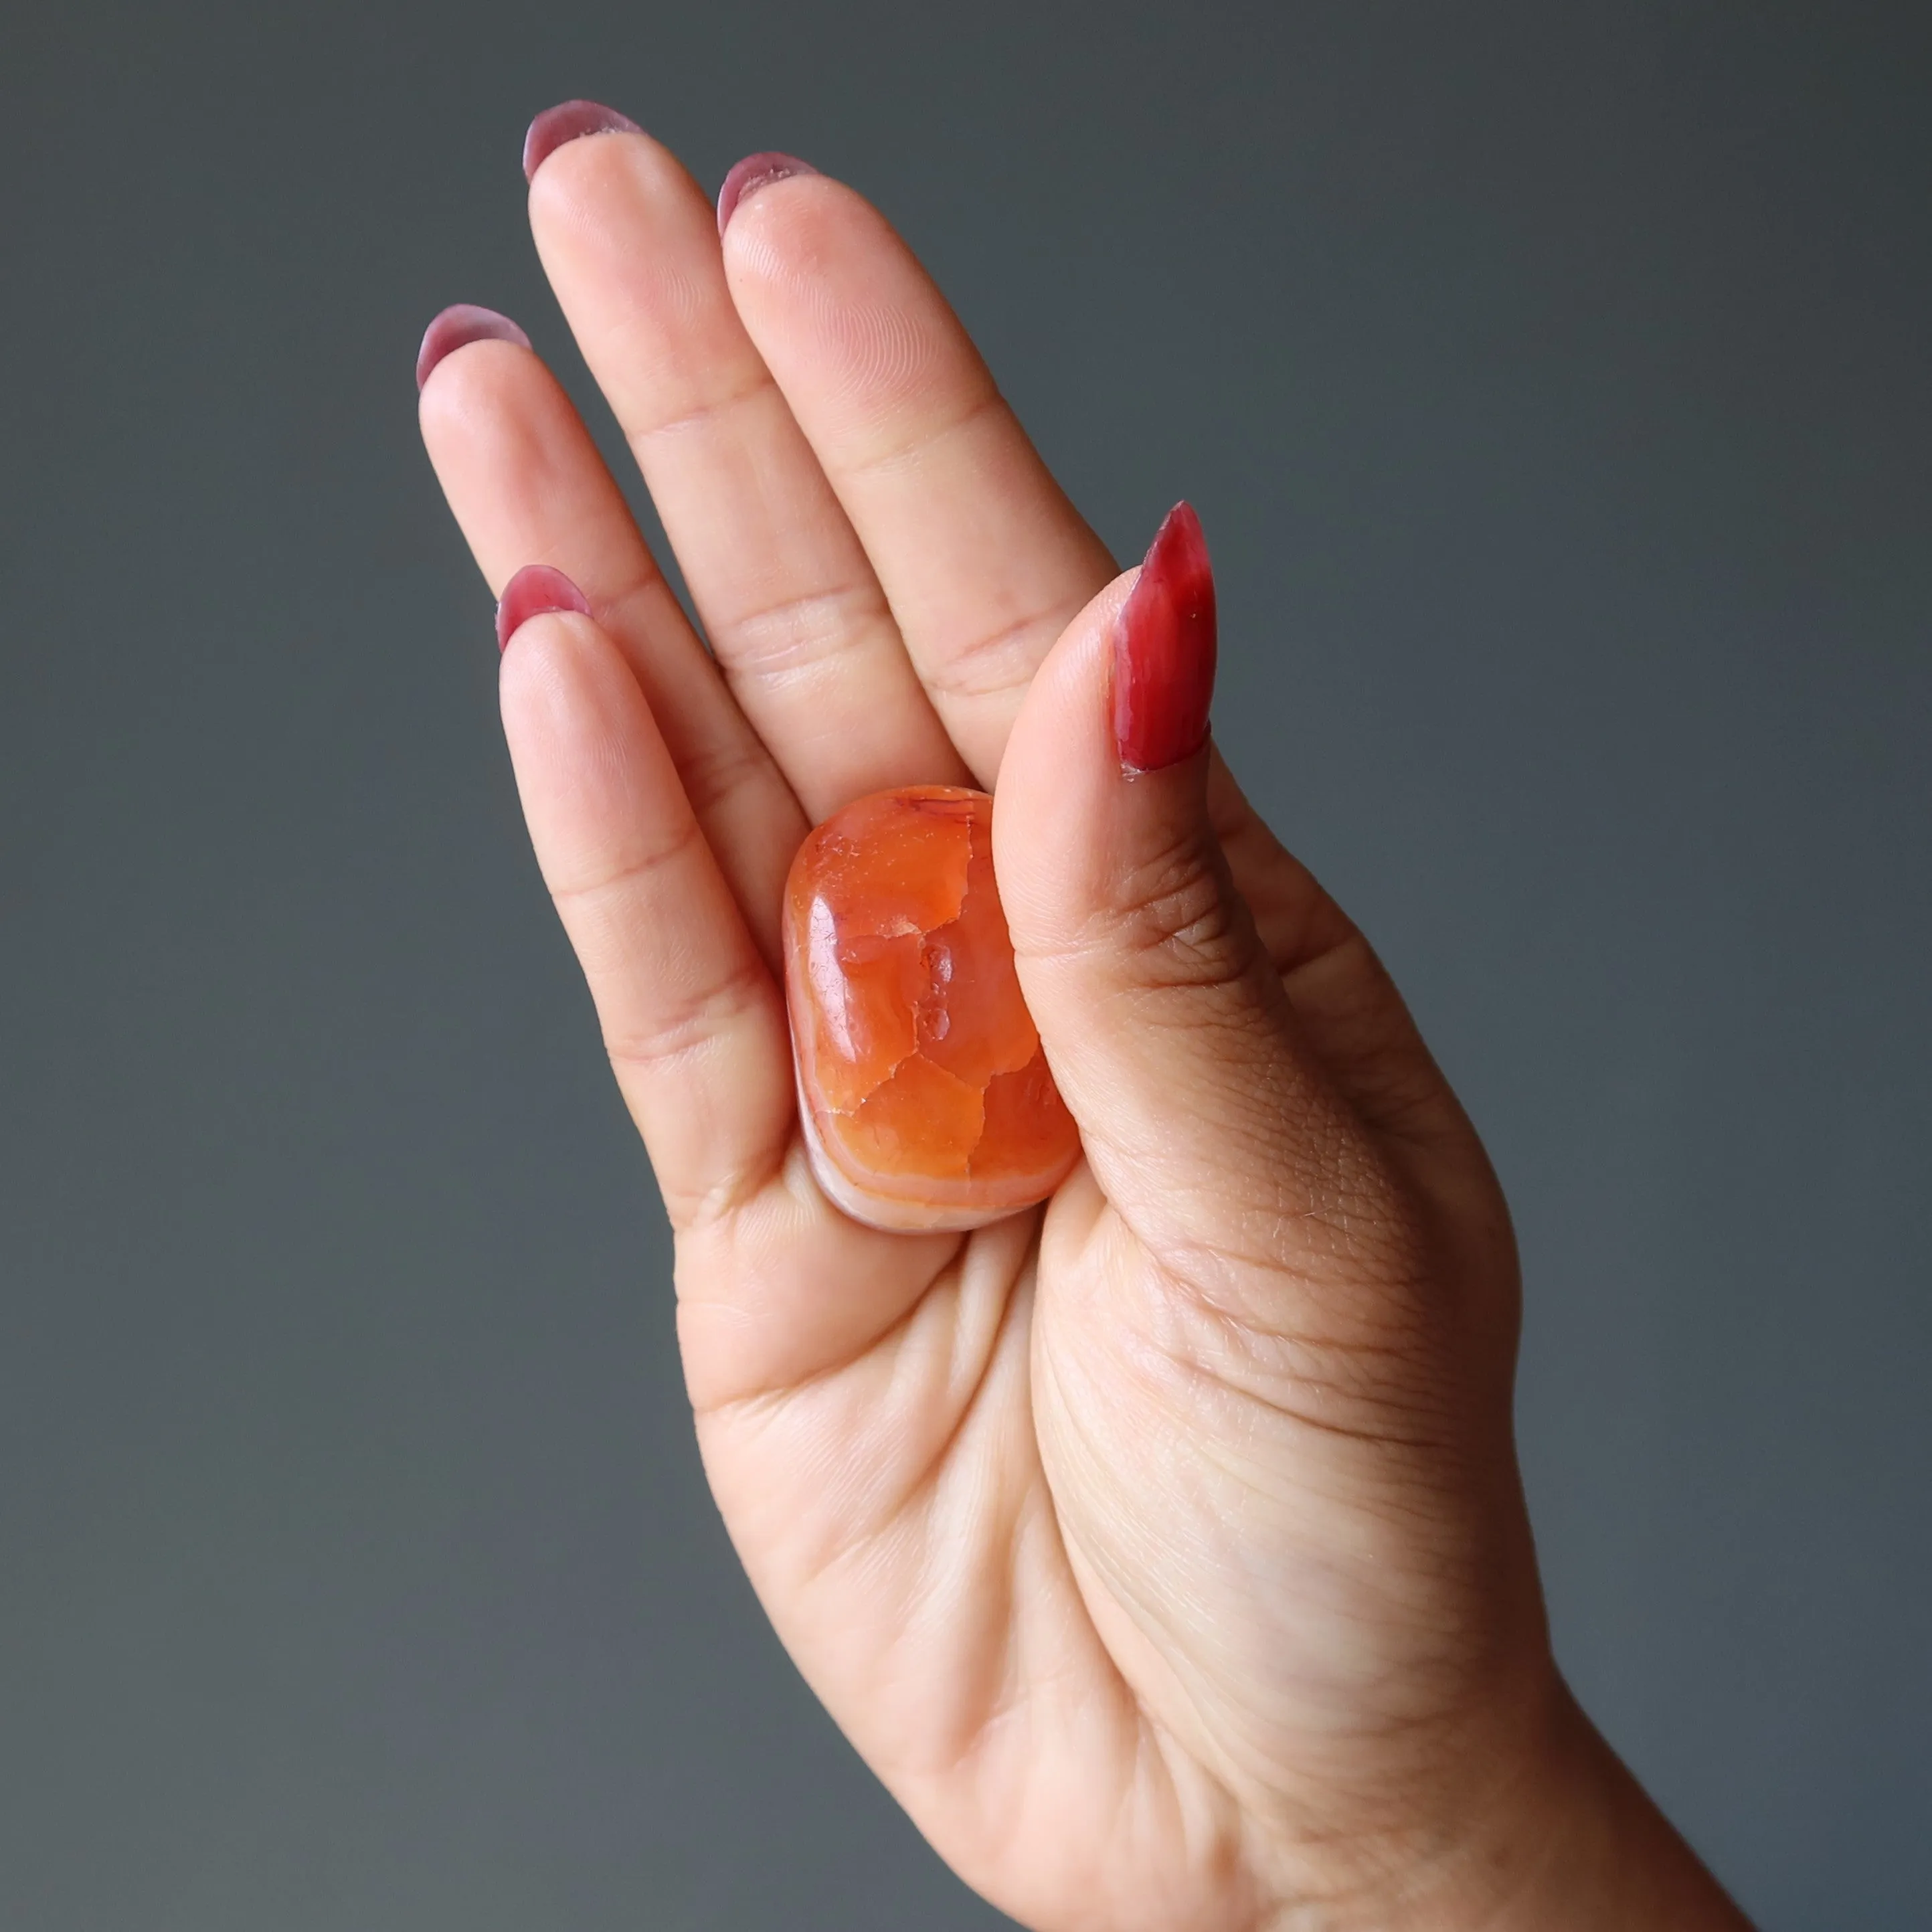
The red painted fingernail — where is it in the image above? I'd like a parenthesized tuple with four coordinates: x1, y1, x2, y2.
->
(496, 564, 591, 652)
(522, 99, 644, 181)
(416, 304, 531, 391)
(717, 151, 819, 234)
(1113, 502, 1217, 774)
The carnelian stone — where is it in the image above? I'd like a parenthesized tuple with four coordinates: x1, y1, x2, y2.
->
(783, 786, 1081, 1230)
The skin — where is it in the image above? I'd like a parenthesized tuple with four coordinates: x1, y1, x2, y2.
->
(419, 124, 1751, 1932)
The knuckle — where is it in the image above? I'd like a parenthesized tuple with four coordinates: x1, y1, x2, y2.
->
(598, 560, 672, 633)
(628, 368, 776, 446)
(845, 380, 1004, 481)
(1100, 830, 1251, 994)
(601, 953, 770, 1076)
(675, 727, 776, 826)
(711, 578, 891, 683)
(921, 596, 1073, 704)
(547, 809, 705, 910)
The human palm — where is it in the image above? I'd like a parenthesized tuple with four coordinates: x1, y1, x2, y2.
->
(420, 106, 1745, 1932)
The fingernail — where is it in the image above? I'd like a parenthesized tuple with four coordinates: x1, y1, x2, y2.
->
(496, 564, 591, 652)
(1113, 502, 1217, 774)
(717, 151, 819, 234)
(522, 99, 644, 182)
(416, 304, 531, 391)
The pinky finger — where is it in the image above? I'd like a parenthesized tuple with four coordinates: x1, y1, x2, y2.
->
(499, 588, 794, 1229)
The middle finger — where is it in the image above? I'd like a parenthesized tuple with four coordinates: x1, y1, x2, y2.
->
(525, 111, 965, 816)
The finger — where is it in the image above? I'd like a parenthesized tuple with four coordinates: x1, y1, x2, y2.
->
(498, 594, 792, 1228)
(418, 323, 803, 958)
(721, 164, 1117, 782)
(995, 509, 1460, 1296)
(523, 119, 964, 813)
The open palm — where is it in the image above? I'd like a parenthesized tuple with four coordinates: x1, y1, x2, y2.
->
(420, 110, 1745, 1932)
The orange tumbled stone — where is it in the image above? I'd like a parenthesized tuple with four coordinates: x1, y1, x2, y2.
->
(783, 786, 1081, 1231)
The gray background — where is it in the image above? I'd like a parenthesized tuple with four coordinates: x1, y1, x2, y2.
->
(3, 2, 1927, 1926)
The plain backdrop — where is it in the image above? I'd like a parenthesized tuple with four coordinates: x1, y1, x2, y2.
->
(3, 3, 1928, 1927)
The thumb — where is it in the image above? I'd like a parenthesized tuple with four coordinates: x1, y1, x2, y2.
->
(995, 505, 1398, 1282)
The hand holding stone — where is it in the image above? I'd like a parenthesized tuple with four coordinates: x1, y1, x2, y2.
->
(418, 107, 1749, 1932)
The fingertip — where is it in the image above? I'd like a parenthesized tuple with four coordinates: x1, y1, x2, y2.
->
(495, 598, 640, 819)
(716, 150, 820, 235)
(416, 304, 531, 392)
(523, 98, 646, 183)
(713, 163, 875, 298)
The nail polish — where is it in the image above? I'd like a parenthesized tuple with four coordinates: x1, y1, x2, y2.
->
(1113, 502, 1217, 774)
(496, 564, 591, 652)
(522, 99, 644, 182)
(717, 151, 819, 234)
(416, 304, 531, 391)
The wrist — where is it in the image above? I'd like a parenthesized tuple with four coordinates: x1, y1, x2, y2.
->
(1485, 1692, 1750, 1932)
(1267, 1669, 1754, 1932)
(1317, 1680, 1751, 1932)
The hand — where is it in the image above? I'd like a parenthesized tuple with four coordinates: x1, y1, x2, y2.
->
(418, 107, 1748, 1931)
